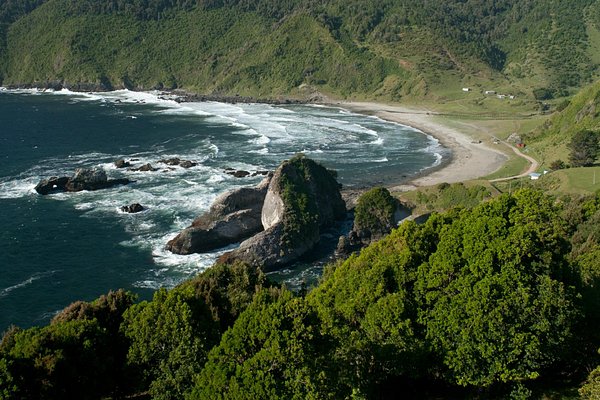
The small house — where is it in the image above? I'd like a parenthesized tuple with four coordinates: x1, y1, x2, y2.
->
(485, 90, 496, 95)
(462, 88, 471, 92)
(529, 173, 541, 180)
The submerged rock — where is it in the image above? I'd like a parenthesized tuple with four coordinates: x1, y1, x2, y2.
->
(158, 158, 198, 168)
(130, 163, 157, 172)
(225, 169, 251, 178)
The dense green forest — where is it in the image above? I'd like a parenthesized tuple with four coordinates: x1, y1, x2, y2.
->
(1, 189, 599, 399)
(0, 0, 599, 100)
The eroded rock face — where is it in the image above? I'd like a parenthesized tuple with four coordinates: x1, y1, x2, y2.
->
(166, 175, 272, 254)
(261, 189, 285, 229)
(65, 168, 108, 191)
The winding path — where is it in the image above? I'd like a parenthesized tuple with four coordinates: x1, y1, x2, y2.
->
(490, 141, 539, 182)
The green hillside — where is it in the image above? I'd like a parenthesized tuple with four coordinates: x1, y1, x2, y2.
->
(525, 80, 600, 166)
(1, 0, 599, 101)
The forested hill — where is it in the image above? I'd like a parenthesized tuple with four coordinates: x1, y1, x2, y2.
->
(0, 0, 599, 100)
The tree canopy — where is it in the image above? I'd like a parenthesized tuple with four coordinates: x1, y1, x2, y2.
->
(2, 189, 599, 398)
(569, 130, 600, 167)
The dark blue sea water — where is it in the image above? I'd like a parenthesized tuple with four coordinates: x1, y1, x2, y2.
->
(0, 89, 446, 331)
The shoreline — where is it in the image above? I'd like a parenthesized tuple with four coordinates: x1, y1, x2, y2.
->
(1, 86, 509, 193)
(334, 101, 508, 191)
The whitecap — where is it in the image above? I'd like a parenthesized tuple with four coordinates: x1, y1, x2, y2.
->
(0, 178, 38, 199)
(250, 148, 269, 155)
(207, 174, 226, 183)
(251, 134, 271, 145)
(0, 271, 58, 299)
(372, 157, 389, 163)
(74, 202, 95, 211)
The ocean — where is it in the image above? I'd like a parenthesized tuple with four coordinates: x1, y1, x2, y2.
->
(0, 88, 446, 331)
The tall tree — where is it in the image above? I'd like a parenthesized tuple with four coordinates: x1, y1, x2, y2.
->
(569, 130, 600, 167)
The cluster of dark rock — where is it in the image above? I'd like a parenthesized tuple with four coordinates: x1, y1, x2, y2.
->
(114, 158, 198, 172)
(35, 166, 146, 214)
(223, 168, 269, 178)
(34, 168, 132, 195)
(121, 203, 145, 213)
(158, 158, 198, 168)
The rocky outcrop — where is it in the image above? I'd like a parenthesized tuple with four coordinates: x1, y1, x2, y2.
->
(34, 176, 70, 195)
(114, 159, 131, 169)
(35, 168, 132, 195)
(224, 168, 251, 178)
(166, 175, 272, 254)
(219, 155, 345, 271)
(130, 163, 157, 172)
(167, 155, 346, 271)
(159, 158, 198, 168)
(335, 187, 409, 259)
(121, 203, 145, 213)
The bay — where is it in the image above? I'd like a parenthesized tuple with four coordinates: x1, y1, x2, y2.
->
(0, 89, 447, 331)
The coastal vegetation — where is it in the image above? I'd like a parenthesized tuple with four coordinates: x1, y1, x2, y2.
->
(2, 189, 600, 399)
(1, 1, 600, 398)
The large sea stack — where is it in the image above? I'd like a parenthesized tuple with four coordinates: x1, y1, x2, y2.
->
(168, 155, 346, 271)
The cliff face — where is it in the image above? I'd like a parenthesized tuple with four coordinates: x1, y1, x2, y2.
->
(168, 155, 345, 271)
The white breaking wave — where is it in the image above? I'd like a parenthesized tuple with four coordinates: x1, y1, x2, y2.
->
(372, 157, 389, 163)
(0, 271, 58, 299)
(0, 177, 38, 199)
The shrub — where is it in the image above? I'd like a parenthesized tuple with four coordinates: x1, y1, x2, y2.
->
(354, 187, 397, 236)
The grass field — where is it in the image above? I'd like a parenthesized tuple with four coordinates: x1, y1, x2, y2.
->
(484, 156, 531, 180)
(491, 166, 600, 195)
(554, 166, 600, 194)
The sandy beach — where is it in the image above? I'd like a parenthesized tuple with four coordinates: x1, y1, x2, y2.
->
(337, 101, 508, 190)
